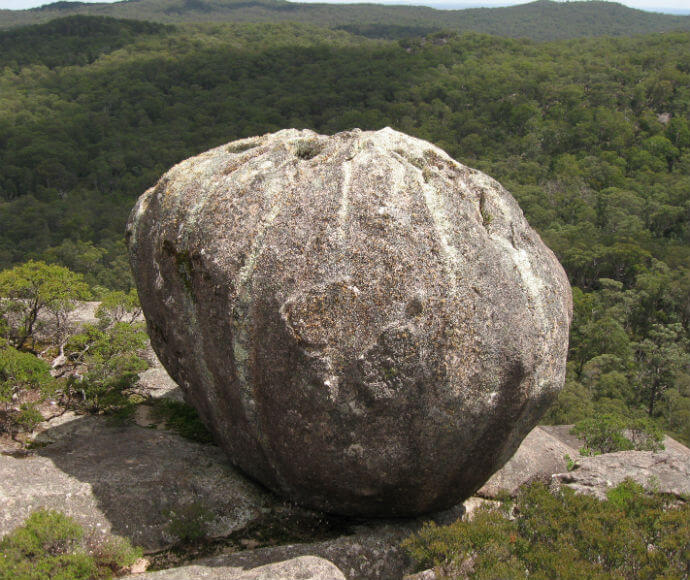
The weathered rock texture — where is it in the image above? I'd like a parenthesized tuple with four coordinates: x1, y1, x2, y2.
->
(127, 128, 572, 515)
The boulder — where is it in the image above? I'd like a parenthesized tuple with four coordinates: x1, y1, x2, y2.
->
(127, 128, 572, 515)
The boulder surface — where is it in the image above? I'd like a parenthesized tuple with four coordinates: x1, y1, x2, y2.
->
(127, 128, 572, 515)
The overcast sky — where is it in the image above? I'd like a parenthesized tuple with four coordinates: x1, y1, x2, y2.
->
(1, 0, 688, 14)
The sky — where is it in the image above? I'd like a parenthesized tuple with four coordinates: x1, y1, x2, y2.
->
(0, 0, 688, 14)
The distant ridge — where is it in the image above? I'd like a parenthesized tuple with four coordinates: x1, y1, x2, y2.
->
(30, 1, 92, 10)
(1, 0, 690, 40)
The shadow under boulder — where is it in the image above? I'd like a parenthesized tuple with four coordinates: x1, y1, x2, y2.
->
(1, 413, 273, 550)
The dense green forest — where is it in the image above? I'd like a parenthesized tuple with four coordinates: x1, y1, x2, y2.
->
(0, 15, 689, 444)
(1, 0, 690, 41)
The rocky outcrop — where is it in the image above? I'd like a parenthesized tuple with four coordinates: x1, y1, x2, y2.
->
(124, 556, 347, 580)
(0, 409, 458, 579)
(127, 128, 572, 515)
(135, 522, 419, 580)
(0, 414, 270, 550)
(555, 436, 690, 500)
(477, 426, 578, 498)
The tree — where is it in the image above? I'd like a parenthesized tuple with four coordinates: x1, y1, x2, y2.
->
(63, 322, 148, 412)
(95, 289, 141, 326)
(0, 261, 90, 350)
(635, 323, 690, 417)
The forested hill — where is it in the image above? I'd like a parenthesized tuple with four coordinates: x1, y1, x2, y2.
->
(1, 0, 690, 40)
(1, 16, 690, 442)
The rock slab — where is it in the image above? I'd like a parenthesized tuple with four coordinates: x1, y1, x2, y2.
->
(555, 436, 690, 500)
(126, 522, 417, 580)
(477, 426, 578, 498)
(127, 128, 572, 515)
(125, 555, 346, 580)
(0, 415, 270, 550)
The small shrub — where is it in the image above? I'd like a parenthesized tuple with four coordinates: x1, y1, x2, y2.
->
(0, 342, 55, 408)
(572, 413, 633, 454)
(627, 416, 665, 452)
(14, 403, 44, 432)
(564, 453, 576, 471)
(402, 502, 524, 578)
(0, 509, 141, 580)
(87, 535, 142, 576)
(3, 509, 84, 555)
(572, 413, 664, 455)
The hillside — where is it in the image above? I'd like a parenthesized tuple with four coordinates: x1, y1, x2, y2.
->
(0, 4, 689, 577)
(0, 16, 689, 445)
(1, 0, 690, 40)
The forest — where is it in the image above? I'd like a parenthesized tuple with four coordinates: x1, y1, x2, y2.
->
(2, 0, 690, 41)
(0, 13, 689, 449)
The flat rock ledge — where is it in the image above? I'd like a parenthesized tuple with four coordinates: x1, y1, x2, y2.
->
(4, 419, 687, 580)
(0, 411, 458, 579)
(124, 523, 418, 580)
(0, 415, 270, 551)
(124, 555, 346, 580)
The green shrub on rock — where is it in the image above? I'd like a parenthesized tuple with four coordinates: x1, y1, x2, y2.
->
(572, 413, 664, 455)
(0, 509, 141, 580)
(0, 341, 54, 406)
(0, 342, 56, 439)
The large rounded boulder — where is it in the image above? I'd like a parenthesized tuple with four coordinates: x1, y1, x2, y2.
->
(127, 128, 572, 516)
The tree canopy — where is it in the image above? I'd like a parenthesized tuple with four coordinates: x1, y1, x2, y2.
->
(0, 16, 689, 442)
